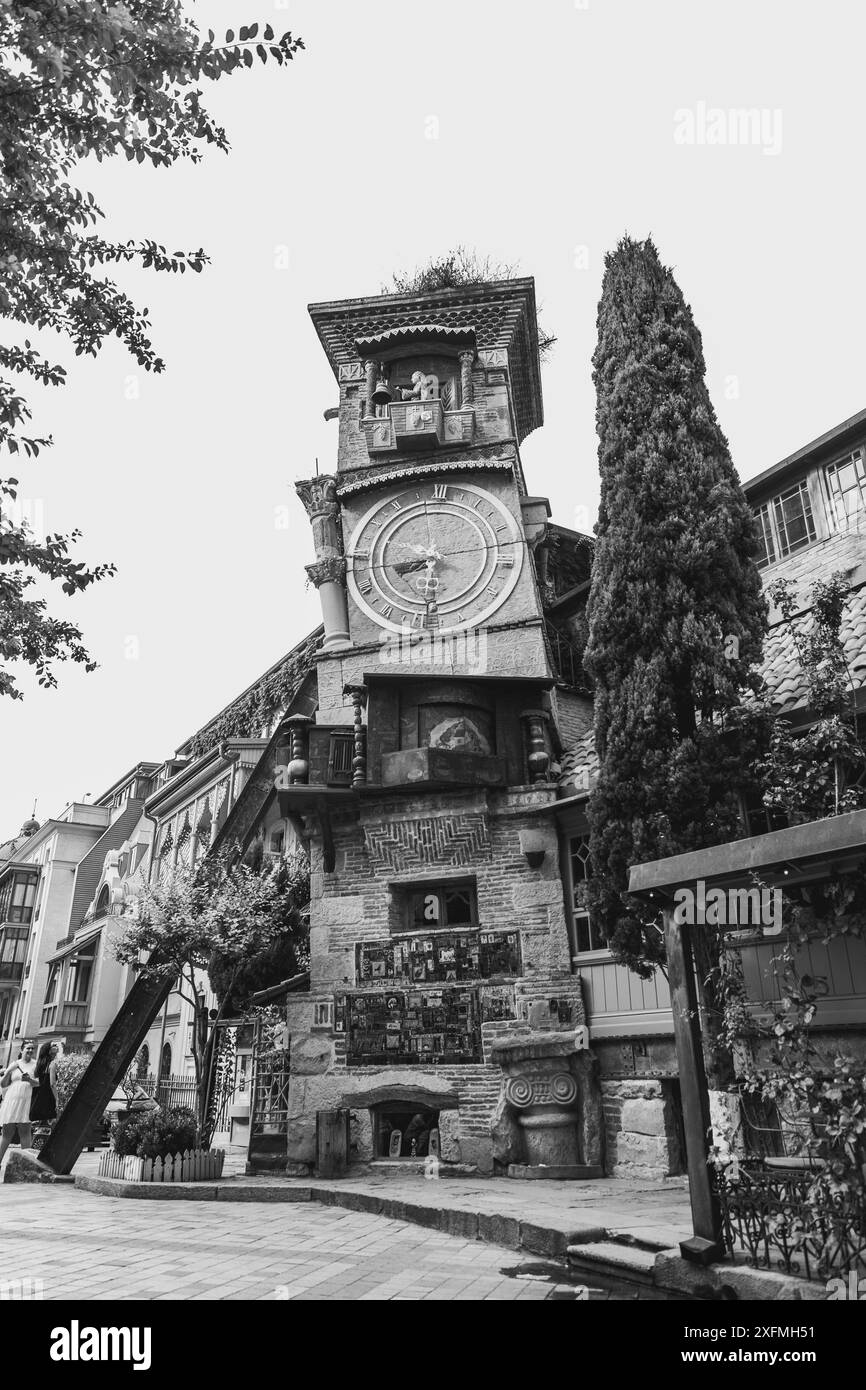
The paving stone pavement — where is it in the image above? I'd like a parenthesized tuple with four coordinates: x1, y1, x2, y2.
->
(0, 1183, 677, 1301)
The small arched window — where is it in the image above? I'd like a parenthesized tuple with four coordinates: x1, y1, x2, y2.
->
(95, 884, 110, 918)
(160, 1042, 172, 1080)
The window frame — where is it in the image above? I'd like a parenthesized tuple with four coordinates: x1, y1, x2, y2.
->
(395, 878, 479, 935)
(565, 832, 606, 958)
(824, 447, 866, 532)
(753, 478, 817, 569)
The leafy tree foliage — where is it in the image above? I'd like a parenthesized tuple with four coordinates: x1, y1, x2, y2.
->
(584, 236, 768, 977)
(0, 3, 303, 697)
(113, 849, 309, 1133)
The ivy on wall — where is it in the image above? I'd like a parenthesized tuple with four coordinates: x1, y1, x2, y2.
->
(186, 627, 322, 760)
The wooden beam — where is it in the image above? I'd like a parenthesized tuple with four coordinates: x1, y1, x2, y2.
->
(663, 909, 724, 1264)
(40, 969, 174, 1176)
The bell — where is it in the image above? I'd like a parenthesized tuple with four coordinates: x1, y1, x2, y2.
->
(372, 375, 392, 408)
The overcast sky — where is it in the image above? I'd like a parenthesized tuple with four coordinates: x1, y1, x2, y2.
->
(2, 0, 864, 833)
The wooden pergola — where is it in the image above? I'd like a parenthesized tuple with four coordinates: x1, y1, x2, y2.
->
(628, 808, 866, 1264)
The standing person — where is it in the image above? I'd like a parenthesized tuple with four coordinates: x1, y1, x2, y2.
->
(30, 1041, 59, 1132)
(0, 1042, 38, 1162)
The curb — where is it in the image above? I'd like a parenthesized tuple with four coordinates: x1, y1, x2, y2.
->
(74, 1174, 605, 1258)
(72, 1174, 831, 1300)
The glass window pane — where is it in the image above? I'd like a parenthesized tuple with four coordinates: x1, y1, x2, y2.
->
(773, 482, 815, 557)
(443, 889, 473, 926)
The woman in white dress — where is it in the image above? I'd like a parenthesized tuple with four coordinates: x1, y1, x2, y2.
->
(0, 1041, 38, 1162)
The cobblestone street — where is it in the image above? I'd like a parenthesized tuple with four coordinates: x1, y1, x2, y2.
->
(0, 1185, 676, 1301)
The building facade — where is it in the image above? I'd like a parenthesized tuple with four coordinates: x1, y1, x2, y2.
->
(215, 278, 606, 1176)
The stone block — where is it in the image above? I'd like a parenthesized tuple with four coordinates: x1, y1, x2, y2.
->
(620, 1098, 669, 1137)
(291, 1036, 334, 1076)
(2, 1150, 53, 1183)
(478, 1213, 521, 1249)
(317, 895, 366, 927)
(438, 1109, 461, 1162)
(511, 880, 564, 908)
(439, 1207, 480, 1241)
(519, 1222, 568, 1257)
(653, 1252, 827, 1302)
(457, 1135, 494, 1174)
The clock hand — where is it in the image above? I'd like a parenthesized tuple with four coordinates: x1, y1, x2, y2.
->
(393, 557, 428, 577)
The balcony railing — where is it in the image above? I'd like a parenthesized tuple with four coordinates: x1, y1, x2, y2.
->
(40, 1000, 89, 1033)
(0, 961, 24, 985)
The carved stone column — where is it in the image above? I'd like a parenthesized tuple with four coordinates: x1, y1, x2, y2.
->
(364, 360, 377, 420)
(343, 684, 367, 787)
(306, 557, 350, 647)
(491, 1031, 603, 1180)
(459, 349, 475, 408)
(520, 708, 550, 784)
(296, 475, 350, 649)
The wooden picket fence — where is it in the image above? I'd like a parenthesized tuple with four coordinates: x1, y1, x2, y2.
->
(97, 1148, 225, 1184)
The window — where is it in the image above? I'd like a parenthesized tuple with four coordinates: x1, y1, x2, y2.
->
(568, 835, 602, 954)
(40, 962, 61, 1028)
(825, 449, 866, 531)
(0, 927, 29, 983)
(0, 871, 37, 926)
(64, 940, 96, 1004)
(327, 733, 354, 786)
(269, 828, 285, 854)
(754, 480, 816, 569)
(405, 882, 477, 932)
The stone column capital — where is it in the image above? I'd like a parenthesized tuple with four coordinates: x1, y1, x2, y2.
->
(295, 475, 339, 521)
(306, 556, 347, 589)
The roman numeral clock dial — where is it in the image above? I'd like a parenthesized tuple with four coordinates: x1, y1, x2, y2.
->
(346, 482, 523, 635)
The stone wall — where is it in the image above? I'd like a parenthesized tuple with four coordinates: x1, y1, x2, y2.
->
(601, 1079, 685, 1179)
(282, 786, 589, 1174)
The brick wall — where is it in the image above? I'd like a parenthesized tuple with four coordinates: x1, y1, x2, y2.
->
(283, 785, 586, 1172)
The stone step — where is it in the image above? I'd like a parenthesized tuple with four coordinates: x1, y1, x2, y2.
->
(566, 1241, 658, 1287)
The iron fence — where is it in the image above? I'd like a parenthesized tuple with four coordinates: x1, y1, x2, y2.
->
(136, 1072, 199, 1110)
(714, 1160, 866, 1282)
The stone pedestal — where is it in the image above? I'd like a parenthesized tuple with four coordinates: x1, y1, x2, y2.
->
(491, 1030, 603, 1180)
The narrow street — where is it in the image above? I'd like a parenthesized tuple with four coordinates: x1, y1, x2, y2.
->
(0, 1186, 680, 1301)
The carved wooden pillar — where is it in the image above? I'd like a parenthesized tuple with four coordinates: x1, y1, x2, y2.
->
(295, 474, 350, 649)
(459, 349, 475, 408)
(344, 684, 367, 787)
(285, 715, 312, 785)
(521, 709, 550, 785)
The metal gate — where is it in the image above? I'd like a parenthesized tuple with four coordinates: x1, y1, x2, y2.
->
(248, 1030, 291, 1169)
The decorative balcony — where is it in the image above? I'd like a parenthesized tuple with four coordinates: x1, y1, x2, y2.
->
(381, 747, 505, 788)
(362, 401, 475, 455)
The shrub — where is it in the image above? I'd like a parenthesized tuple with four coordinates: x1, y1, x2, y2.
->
(112, 1106, 198, 1160)
(52, 1054, 91, 1116)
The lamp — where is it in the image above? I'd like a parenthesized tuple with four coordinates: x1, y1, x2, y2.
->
(518, 828, 547, 869)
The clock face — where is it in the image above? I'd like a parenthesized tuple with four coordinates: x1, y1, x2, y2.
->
(346, 481, 524, 635)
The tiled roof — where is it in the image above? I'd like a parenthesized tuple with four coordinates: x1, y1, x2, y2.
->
(761, 584, 866, 714)
(558, 729, 599, 795)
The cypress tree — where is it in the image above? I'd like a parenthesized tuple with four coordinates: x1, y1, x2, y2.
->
(584, 236, 767, 991)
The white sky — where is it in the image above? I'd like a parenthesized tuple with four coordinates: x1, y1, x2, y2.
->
(2, 0, 864, 831)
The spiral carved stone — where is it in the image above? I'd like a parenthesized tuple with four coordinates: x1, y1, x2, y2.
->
(505, 1076, 534, 1110)
(550, 1072, 578, 1106)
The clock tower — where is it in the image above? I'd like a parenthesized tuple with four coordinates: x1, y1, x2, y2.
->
(283, 277, 602, 1178)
